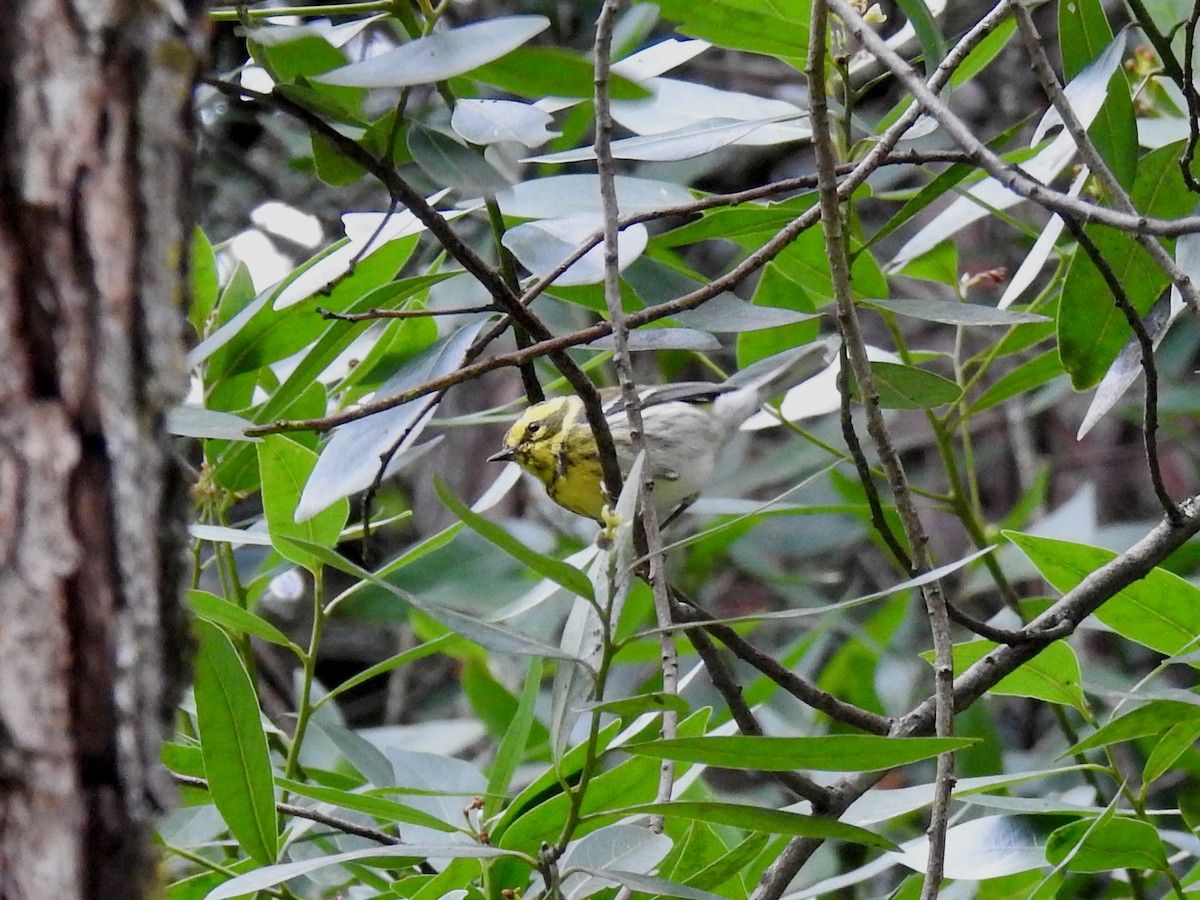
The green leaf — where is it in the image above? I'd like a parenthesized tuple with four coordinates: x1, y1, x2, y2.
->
(497, 710, 712, 852)
(251, 32, 348, 82)
(193, 620, 278, 864)
(187, 590, 298, 652)
(861, 297, 1049, 327)
(274, 777, 458, 833)
(683, 830, 771, 892)
(462, 46, 649, 99)
(1044, 816, 1168, 873)
(1006, 532, 1200, 656)
(282, 537, 585, 662)
(922, 640, 1086, 711)
(1059, 143, 1197, 388)
(408, 124, 510, 195)
(636, 0, 810, 65)
(489, 720, 623, 846)
(167, 406, 261, 442)
(949, 18, 1018, 88)
(484, 658, 544, 819)
(621, 735, 975, 771)
(208, 236, 419, 382)
(969, 350, 1063, 414)
(311, 130, 368, 186)
(204, 844, 512, 900)
(1142, 717, 1200, 784)
(773, 224, 890, 303)
(579, 692, 692, 720)
(1059, 0, 1137, 188)
(660, 196, 815, 246)
(893, 0, 944, 72)
(434, 477, 595, 601)
(737, 263, 818, 367)
(188, 226, 219, 336)
(590, 801, 898, 849)
(162, 741, 205, 778)
(316, 16, 551, 88)
(257, 435, 349, 574)
(1064, 701, 1200, 756)
(857, 361, 961, 409)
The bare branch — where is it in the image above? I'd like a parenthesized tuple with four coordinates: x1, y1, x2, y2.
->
(1014, 5, 1200, 314)
(824, 0, 1200, 239)
(1059, 216, 1182, 523)
(810, 5, 954, 896)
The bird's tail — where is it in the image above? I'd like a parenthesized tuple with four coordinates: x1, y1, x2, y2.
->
(712, 337, 839, 432)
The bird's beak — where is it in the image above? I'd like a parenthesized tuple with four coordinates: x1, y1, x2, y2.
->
(487, 447, 516, 463)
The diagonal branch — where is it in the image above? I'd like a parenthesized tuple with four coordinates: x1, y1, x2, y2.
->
(199, 75, 627, 506)
(824, 0, 1200, 239)
(678, 613, 834, 807)
(753, 494, 1200, 900)
(1059, 217, 1181, 523)
(808, 5, 954, 896)
(1013, 4, 1200, 314)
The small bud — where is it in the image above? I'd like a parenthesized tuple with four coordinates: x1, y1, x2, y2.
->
(962, 267, 1009, 292)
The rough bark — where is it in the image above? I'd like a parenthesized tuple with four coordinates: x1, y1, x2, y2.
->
(0, 2, 204, 897)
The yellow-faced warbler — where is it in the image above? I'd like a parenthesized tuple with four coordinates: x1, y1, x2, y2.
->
(488, 340, 835, 522)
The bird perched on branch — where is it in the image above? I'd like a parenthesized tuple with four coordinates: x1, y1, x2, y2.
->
(488, 339, 836, 523)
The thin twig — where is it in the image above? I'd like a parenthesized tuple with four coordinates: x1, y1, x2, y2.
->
(593, 0, 679, 827)
(810, 4, 954, 897)
(1182, 3, 1200, 192)
(678, 610, 834, 807)
(1060, 216, 1182, 522)
(753, 495, 1200, 900)
(944, 600, 1071, 645)
(668, 590, 893, 736)
(1123, 0, 1200, 191)
(173, 773, 405, 846)
(1014, 5, 1200, 314)
(485, 196, 544, 404)
(199, 74, 626, 505)
(823, 0, 1200, 238)
(837, 342, 912, 569)
(318, 304, 497, 322)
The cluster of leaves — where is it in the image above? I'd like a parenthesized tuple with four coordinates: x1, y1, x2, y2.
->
(167, 0, 1200, 898)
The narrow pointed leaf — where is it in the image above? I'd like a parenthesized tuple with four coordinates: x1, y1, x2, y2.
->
(435, 477, 594, 600)
(316, 16, 550, 87)
(193, 621, 278, 865)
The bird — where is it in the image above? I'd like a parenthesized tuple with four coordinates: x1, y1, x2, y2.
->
(487, 339, 835, 523)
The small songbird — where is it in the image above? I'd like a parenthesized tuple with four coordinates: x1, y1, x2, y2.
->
(488, 340, 835, 522)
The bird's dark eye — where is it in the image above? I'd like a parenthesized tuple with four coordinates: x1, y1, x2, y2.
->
(526, 422, 542, 435)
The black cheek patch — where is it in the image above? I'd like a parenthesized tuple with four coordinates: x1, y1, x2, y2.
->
(536, 404, 569, 443)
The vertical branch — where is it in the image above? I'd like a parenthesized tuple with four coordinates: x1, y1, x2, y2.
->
(1183, 5, 1200, 192)
(592, 0, 678, 822)
(807, 5, 954, 897)
(1060, 217, 1181, 522)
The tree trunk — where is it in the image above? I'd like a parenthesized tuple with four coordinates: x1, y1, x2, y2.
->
(0, 2, 203, 897)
